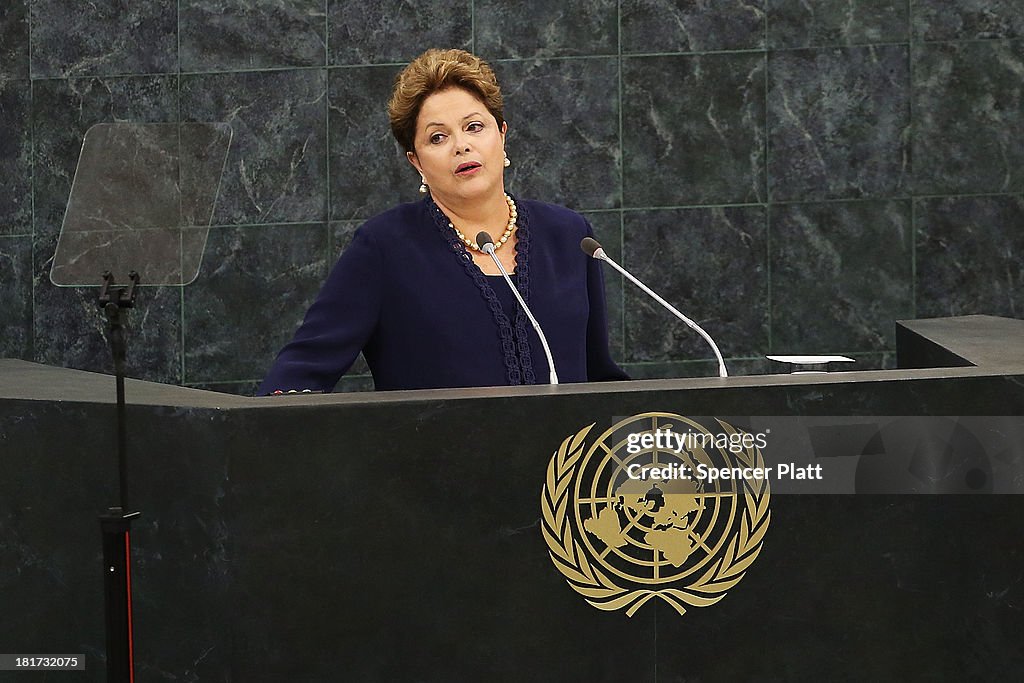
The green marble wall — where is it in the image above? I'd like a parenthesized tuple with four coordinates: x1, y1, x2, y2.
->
(0, 1, 1020, 392)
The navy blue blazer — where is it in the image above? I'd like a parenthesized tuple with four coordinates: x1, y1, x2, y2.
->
(258, 196, 628, 393)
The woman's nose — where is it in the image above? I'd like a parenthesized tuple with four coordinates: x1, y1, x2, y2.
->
(451, 133, 471, 153)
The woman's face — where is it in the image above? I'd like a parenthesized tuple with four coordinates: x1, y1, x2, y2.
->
(407, 87, 507, 206)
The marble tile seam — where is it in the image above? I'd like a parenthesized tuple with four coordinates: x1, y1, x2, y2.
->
(619, 42, 918, 59)
(470, 0, 476, 55)
(175, 0, 181, 77)
(907, 2, 917, 322)
(16, 37, 1021, 79)
(11, 204, 1018, 233)
(318, 192, 1018, 220)
(323, 0, 330, 69)
(765, 202, 773, 352)
(25, 64, 330, 82)
(913, 36, 1024, 47)
(304, 37, 1019, 66)
(194, 220, 330, 229)
(621, 202, 767, 212)
(910, 194, 918, 321)
(28, 57, 37, 363)
(176, 0, 183, 384)
(15, 41, 1021, 81)
(323, 0, 333, 280)
(619, 191, 1024, 212)
(614, 48, 768, 60)
(18, 37, 1022, 83)
(22, 201, 1017, 232)
(909, 190, 1024, 201)
(615, 0, 624, 263)
(763, 7, 772, 355)
(765, 41, 910, 53)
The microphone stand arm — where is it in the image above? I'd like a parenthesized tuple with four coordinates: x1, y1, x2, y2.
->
(482, 246, 559, 385)
(594, 251, 728, 378)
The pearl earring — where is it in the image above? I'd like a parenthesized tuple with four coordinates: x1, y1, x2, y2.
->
(419, 176, 428, 194)
(503, 155, 511, 168)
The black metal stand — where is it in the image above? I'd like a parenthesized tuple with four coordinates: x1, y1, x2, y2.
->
(98, 271, 141, 683)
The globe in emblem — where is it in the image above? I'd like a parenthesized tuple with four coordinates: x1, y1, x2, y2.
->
(541, 413, 771, 617)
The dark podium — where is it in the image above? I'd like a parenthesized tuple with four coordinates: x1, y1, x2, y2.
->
(2, 315, 1023, 681)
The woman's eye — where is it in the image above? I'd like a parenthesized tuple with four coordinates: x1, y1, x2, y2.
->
(467, 122, 483, 132)
(429, 133, 446, 144)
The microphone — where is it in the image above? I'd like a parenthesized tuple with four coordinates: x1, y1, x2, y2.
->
(477, 231, 559, 385)
(581, 237, 728, 378)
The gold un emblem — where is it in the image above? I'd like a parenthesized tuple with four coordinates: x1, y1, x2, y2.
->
(541, 413, 771, 617)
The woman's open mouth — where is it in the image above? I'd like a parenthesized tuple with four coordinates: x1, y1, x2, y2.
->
(455, 162, 482, 176)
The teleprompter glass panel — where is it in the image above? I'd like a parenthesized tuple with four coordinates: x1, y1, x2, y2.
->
(51, 122, 232, 287)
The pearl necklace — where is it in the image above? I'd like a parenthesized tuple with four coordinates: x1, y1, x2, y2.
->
(449, 194, 517, 252)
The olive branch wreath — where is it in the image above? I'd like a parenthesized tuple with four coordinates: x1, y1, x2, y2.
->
(540, 420, 771, 617)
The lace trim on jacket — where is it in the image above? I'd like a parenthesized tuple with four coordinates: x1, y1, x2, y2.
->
(426, 195, 535, 385)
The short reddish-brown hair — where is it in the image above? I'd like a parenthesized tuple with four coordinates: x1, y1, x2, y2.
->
(388, 48, 505, 154)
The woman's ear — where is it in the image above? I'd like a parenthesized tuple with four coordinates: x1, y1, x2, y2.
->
(406, 150, 422, 175)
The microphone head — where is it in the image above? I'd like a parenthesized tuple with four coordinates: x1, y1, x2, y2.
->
(476, 231, 495, 252)
(580, 237, 603, 258)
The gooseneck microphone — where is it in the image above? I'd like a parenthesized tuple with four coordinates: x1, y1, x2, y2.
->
(581, 237, 728, 378)
(477, 231, 559, 385)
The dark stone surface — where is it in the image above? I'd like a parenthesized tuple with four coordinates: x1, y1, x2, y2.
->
(3, 0, 1023, 387)
(912, 41, 1024, 195)
(336, 373, 374, 392)
(181, 69, 328, 226)
(897, 322, 972, 370)
(770, 200, 913, 353)
(767, 0, 909, 48)
(475, 0, 618, 58)
(656, 496, 1024, 680)
(328, 0, 472, 65)
(0, 235, 32, 359)
(29, 0, 177, 78)
(898, 315, 1024, 368)
(185, 380, 261, 396)
(32, 236, 184, 383)
(0, 0, 28, 79)
(583, 210, 624, 363)
(222, 401, 662, 681)
(180, 0, 327, 71)
(915, 195, 1024, 318)
(496, 58, 620, 210)
(329, 219, 360, 256)
(327, 64, 417, 220)
(623, 54, 766, 207)
(0, 402, 114, 674)
(0, 78, 31, 236)
(913, 0, 1024, 41)
(30, 76, 181, 380)
(329, 220, 371, 382)
(768, 45, 910, 201)
(623, 206, 768, 362)
(31, 76, 179, 243)
(621, 0, 765, 53)
(4, 339, 1024, 679)
(623, 356, 774, 380)
(183, 223, 328, 384)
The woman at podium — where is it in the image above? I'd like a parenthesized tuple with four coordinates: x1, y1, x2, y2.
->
(258, 48, 627, 393)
